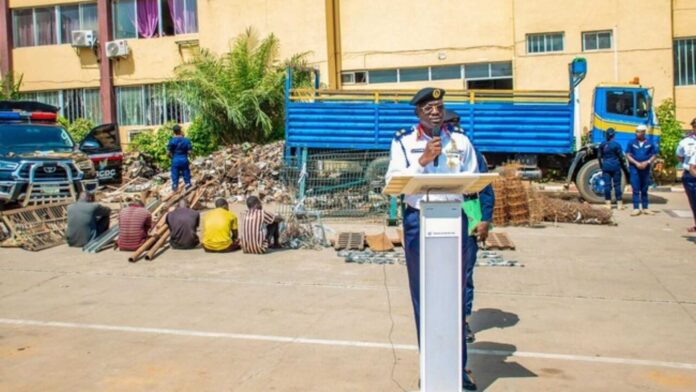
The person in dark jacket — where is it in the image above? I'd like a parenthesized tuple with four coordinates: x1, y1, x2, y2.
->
(167, 124, 192, 192)
(166, 199, 200, 249)
(598, 128, 626, 210)
(65, 192, 111, 247)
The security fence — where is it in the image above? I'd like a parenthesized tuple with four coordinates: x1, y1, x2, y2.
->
(280, 149, 392, 222)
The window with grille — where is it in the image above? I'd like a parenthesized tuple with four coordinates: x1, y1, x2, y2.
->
(527, 32, 564, 54)
(20, 89, 102, 124)
(674, 37, 696, 86)
(116, 84, 194, 126)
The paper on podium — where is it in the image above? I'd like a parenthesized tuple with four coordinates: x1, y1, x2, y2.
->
(383, 172, 499, 196)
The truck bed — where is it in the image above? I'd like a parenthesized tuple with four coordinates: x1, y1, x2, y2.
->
(285, 91, 575, 155)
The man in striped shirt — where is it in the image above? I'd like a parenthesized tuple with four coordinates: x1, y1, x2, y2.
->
(241, 196, 282, 254)
(117, 199, 152, 251)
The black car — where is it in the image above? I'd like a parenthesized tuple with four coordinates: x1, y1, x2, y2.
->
(0, 101, 122, 207)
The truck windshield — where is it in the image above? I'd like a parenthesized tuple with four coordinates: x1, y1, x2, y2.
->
(0, 124, 75, 155)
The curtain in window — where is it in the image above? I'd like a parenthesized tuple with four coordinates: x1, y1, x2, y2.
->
(13, 9, 34, 47)
(61, 5, 80, 44)
(83, 89, 103, 124)
(137, 0, 159, 38)
(35, 7, 57, 46)
(168, 0, 197, 34)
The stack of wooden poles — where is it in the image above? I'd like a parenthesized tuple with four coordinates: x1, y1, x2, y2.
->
(128, 182, 210, 262)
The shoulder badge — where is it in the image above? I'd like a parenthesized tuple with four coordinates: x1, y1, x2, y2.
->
(449, 125, 464, 135)
(394, 127, 415, 140)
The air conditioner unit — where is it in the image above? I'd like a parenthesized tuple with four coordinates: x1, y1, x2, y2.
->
(106, 39, 129, 59)
(71, 30, 96, 48)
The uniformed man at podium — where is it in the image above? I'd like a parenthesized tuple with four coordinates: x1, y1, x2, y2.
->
(385, 87, 479, 391)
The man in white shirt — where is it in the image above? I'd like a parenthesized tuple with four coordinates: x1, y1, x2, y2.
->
(677, 118, 696, 232)
(385, 87, 478, 391)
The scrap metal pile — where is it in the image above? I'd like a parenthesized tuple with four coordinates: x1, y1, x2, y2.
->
(118, 142, 291, 206)
(492, 164, 614, 226)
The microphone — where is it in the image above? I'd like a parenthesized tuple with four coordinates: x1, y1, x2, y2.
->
(432, 125, 441, 167)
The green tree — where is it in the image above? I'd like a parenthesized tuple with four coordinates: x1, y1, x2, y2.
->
(0, 73, 23, 100)
(655, 99, 683, 169)
(58, 117, 95, 143)
(171, 27, 310, 144)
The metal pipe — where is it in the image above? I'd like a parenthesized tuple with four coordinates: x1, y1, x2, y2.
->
(144, 228, 170, 261)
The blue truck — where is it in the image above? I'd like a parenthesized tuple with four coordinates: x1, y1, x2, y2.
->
(284, 58, 660, 207)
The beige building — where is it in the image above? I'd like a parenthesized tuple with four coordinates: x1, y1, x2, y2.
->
(1, 0, 695, 145)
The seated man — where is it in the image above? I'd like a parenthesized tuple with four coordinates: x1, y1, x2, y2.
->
(202, 198, 239, 252)
(166, 199, 200, 249)
(117, 199, 152, 251)
(66, 192, 111, 247)
(240, 196, 283, 254)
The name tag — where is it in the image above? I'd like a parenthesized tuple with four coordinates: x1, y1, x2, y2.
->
(410, 148, 425, 153)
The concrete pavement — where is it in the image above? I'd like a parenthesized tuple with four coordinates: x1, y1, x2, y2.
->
(0, 191, 695, 391)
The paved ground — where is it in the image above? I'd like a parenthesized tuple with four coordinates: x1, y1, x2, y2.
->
(1, 191, 695, 391)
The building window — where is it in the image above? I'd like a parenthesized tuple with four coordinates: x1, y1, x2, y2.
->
(369, 70, 398, 84)
(431, 65, 462, 80)
(116, 84, 194, 126)
(13, 4, 98, 47)
(464, 62, 513, 89)
(13, 7, 57, 47)
(675, 37, 696, 86)
(527, 32, 564, 54)
(399, 67, 430, 82)
(59, 3, 99, 44)
(113, 0, 198, 39)
(341, 71, 367, 85)
(342, 61, 513, 86)
(583, 30, 612, 51)
(20, 88, 103, 124)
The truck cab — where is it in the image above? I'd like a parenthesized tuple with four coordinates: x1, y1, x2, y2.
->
(568, 82, 660, 203)
(0, 101, 121, 208)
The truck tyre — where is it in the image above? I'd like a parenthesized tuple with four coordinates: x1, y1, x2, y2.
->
(575, 159, 626, 204)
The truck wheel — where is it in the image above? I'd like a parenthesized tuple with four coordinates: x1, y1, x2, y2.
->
(575, 159, 626, 204)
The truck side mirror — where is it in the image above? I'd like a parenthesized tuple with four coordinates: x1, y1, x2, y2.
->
(81, 140, 100, 150)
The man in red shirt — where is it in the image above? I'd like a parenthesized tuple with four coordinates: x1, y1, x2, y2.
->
(117, 199, 152, 251)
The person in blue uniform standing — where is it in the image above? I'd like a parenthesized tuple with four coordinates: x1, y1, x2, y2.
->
(386, 88, 479, 391)
(167, 124, 193, 192)
(444, 110, 495, 344)
(625, 125, 657, 216)
(598, 128, 626, 210)
(677, 118, 696, 232)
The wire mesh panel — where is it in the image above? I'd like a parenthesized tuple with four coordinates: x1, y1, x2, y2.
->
(281, 149, 391, 222)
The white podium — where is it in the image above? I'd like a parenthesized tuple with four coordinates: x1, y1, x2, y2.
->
(384, 173, 498, 391)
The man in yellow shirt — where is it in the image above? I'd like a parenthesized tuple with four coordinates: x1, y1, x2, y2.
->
(202, 198, 240, 252)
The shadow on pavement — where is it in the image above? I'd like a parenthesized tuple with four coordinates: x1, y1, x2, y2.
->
(682, 235, 696, 244)
(470, 308, 520, 333)
(470, 342, 537, 391)
(468, 309, 535, 390)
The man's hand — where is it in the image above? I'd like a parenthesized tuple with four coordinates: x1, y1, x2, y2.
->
(418, 137, 442, 166)
(473, 221, 490, 243)
(638, 161, 649, 170)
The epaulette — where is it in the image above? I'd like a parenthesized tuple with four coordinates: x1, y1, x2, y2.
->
(449, 125, 465, 134)
(394, 127, 415, 140)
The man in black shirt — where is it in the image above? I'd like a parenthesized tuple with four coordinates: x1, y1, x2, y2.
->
(166, 199, 200, 249)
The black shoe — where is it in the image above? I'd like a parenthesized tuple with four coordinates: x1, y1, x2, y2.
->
(465, 322, 475, 343)
(463, 370, 477, 391)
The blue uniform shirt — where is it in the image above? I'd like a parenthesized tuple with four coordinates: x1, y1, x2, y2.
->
(599, 140, 624, 171)
(626, 138, 657, 167)
(168, 136, 192, 159)
(475, 151, 495, 222)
